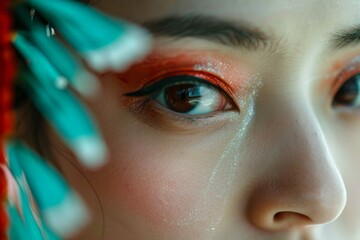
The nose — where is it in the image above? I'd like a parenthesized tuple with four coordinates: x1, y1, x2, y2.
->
(246, 102, 347, 232)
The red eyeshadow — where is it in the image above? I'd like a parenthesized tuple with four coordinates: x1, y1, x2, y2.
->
(114, 50, 254, 96)
(327, 54, 360, 97)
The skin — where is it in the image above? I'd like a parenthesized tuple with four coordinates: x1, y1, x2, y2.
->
(47, 0, 360, 239)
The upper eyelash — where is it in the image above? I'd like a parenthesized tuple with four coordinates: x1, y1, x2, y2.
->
(331, 66, 360, 98)
(123, 74, 224, 97)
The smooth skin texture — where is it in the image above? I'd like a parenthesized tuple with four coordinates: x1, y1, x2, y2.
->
(47, 0, 360, 239)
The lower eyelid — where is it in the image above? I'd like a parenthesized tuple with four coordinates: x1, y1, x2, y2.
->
(124, 74, 238, 110)
(120, 67, 243, 132)
(123, 95, 238, 133)
(151, 100, 225, 120)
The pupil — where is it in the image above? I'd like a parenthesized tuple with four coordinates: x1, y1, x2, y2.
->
(165, 84, 201, 113)
(334, 75, 360, 106)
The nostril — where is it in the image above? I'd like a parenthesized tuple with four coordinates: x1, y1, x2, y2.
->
(273, 211, 312, 228)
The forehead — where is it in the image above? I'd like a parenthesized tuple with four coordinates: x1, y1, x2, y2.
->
(96, 0, 360, 56)
(97, 0, 360, 25)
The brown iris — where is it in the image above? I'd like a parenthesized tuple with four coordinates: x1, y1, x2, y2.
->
(124, 74, 236, 115)
(164, 83, 201, 113)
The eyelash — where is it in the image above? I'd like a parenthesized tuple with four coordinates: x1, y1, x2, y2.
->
(331, 61, 360, 110)
(123, 70, 239, 120)
(333, 63, 359, 91)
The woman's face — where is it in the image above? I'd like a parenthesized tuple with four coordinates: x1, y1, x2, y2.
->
(53, 0, 360, 239)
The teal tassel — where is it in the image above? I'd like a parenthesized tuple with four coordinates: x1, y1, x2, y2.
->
(6, 141, 88, 238)
(20, 70, 108, 168)
(28, 26, 99, 96)
(28, 0, 151, 72)
(13, 33, 108, 168)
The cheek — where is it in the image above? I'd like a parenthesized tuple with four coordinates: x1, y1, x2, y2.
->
(86, 78, 247, 230)
(91, 121, 223, 227)
(321, 121, 360, 226)
(339, 132, 360, 201)
(86, 78, 208, 225)
(117, 151, 203, 223)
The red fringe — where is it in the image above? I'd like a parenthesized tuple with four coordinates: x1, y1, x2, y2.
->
(0, 1, 14, 139)
(0, 0, 14, 238)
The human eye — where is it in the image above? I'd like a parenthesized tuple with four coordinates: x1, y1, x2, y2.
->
(124, 72, 237, 116)
(332, 65, 360, 110)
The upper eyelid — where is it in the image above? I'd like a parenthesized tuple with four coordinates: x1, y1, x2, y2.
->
(331, 60, 360, 95)
(123, 73, 228, 97)
(123, 73, 240, 114)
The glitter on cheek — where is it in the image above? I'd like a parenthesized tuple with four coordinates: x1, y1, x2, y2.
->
(107, 50, 264, 234)
(170, 75, 263, 234)
(97, 85, 263, 236)
(98, 127, 231, 230)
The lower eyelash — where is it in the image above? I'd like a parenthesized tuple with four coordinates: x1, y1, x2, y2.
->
(121, 72, 239, 131)
(129, 101, 237, 135)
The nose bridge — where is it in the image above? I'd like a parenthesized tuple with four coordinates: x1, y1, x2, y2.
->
(247, 95, 347, 231)
(284, 97, 341, 182)
(277, 104, 344, 204)
(280, 101, 334, 182)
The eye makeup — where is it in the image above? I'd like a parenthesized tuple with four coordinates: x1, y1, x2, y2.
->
(124, 72, 229, 98)
(325, 55, 360, 113)
(116, 50, 255, 97)
(124, 73, 237, 114)
(113, 49, 259, 132)
(331, 56, 360, 96)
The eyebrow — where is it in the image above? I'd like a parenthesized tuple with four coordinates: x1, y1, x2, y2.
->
(142, 15, 270, 51)
(330, 25, 360, 49)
